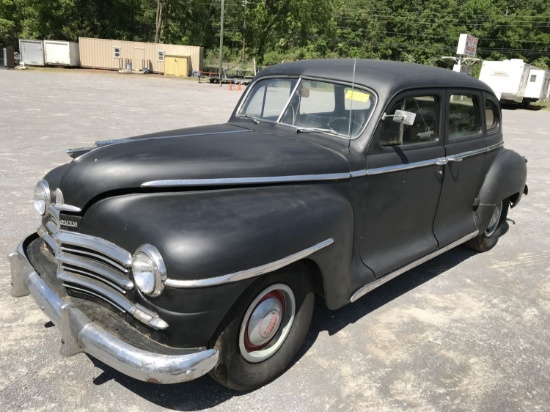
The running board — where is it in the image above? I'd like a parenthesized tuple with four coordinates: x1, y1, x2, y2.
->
(350, 231, 479, 303)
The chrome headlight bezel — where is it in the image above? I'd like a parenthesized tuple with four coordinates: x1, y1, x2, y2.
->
(131, 244, 167, 297)
(33, 180, 51, 216)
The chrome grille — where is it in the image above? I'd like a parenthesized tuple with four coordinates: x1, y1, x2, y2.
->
(57, 252, 133, 294)
(38, 203, 168, 330)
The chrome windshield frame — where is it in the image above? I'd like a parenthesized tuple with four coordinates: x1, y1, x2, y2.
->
(235, 75, 377, 140)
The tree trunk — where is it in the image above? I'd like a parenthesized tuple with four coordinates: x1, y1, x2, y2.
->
(155, 0, 166, 43)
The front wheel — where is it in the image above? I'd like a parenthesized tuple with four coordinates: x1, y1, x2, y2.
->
(465, 199, 509, 252)
(209, 267, 314, 391)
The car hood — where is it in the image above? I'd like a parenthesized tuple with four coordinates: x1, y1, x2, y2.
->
(58, 124, 350, 209)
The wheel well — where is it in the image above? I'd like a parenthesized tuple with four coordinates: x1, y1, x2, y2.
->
(300, 259, 325, 300)
(509, 191, 521, 208)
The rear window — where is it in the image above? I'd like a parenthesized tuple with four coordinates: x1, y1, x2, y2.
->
(448, 94, 482, 140)
(485, 99, 500, 132)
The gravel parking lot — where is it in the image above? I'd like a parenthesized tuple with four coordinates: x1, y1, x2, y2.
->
(1, 68, 549, 411)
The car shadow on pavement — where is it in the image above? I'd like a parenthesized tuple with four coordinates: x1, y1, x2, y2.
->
(303, 245, 478, 342)
(87, 356, 245, 410)
(86, 244, 479, 410)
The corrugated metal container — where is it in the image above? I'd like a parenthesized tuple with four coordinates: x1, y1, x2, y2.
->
(19, 39, 45, 66)
(79, 37, 203, 74)
(44, 40, 80, 66)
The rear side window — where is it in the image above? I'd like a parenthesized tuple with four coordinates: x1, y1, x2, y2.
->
(448, 94, 482, 140)
(379, 96, 440, 146)
(485, 99, 500, 132)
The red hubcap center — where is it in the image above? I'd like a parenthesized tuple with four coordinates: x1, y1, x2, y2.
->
(244, 290, 285, 352)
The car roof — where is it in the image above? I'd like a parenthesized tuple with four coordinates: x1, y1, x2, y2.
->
(257, 59, 493, 98)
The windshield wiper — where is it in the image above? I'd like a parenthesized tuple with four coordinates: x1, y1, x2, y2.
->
(296, 127, 341, 136)
(238, 114, 260, 124)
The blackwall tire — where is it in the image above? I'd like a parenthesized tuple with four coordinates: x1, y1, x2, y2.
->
(208, 266, 314, 391)
(466, 200, 509, 252)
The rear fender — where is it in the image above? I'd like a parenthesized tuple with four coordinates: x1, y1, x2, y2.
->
(476, 149, 527, 232)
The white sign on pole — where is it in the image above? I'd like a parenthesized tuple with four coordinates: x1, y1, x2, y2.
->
(456, 34, 478, 57)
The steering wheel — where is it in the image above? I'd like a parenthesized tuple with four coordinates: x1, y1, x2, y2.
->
(327, 117, 363, 136)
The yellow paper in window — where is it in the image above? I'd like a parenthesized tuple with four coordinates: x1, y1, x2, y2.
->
(345, 90, 370, 102)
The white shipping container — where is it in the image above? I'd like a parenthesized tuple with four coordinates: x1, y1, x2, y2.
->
(19, 39, 45, 66)
(44, 40, 80, 67)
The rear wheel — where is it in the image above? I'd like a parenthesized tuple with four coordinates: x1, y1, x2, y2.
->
(209, 267, 314, 391)
(465, 199, 509, 252)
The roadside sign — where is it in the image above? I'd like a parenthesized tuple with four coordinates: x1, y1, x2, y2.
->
(456, 34, 478, 57)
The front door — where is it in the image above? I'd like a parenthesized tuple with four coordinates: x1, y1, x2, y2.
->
(361, 91, 445, 277)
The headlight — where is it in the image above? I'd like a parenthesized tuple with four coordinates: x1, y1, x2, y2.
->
(132, 244, 167, 297)
(33, 180, 51, 216)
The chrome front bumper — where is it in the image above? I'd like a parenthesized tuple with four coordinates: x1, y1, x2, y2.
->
(8, 237, 219, 384)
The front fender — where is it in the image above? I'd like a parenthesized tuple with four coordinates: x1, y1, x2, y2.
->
(80, 183, 355, 310)
(476, 149, 527, 231)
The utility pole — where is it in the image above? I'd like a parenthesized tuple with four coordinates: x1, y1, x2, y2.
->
(219, 0, 225, 87)
(242, 0, 248, 62)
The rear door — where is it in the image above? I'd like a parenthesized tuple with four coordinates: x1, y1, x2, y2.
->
(433, 90, 487, 247)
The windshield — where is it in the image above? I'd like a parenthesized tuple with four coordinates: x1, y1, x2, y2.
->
(237, 77, 375, 139)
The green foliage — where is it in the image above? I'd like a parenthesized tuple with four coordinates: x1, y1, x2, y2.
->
(1, 0, 549, 69)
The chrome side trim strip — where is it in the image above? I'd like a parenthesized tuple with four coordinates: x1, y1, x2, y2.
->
(350, 169, 368, 178)
(142, 143, 504, 187)
(366, 157, 447, 176)
(142, 174, 350, 188)
(350, 230, 479, 303)
(365, 141, 505, 176)
(487, 141, 504, 151)
(449, 147, 487, 160)
(165, 238, 334, 288)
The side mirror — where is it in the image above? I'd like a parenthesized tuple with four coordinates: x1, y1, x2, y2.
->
(382, 110, 416, 126)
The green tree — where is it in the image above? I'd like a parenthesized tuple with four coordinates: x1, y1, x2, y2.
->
(2, 0, 549, 68)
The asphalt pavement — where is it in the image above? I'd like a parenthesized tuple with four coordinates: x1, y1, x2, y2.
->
(0, 68, 549, 411)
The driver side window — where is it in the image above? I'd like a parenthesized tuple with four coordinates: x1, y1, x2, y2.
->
(379, 96, 440, 146)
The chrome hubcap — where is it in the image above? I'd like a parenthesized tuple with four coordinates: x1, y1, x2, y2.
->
(246, 293, 283, 348)
(239, 284, 296, 363)
(485, 201, 503, 237)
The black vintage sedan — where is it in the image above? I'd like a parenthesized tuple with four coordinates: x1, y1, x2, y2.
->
(9, 59, 527, 390)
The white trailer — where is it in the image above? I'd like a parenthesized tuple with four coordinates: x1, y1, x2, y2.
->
(479, 59, 550, 105)
(19, 39, 45, 66)
(44, 40, 80, 67)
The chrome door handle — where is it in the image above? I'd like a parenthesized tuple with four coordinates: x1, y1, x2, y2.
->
(435, 158, 447, 166)
(447, 156, 463, 162)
